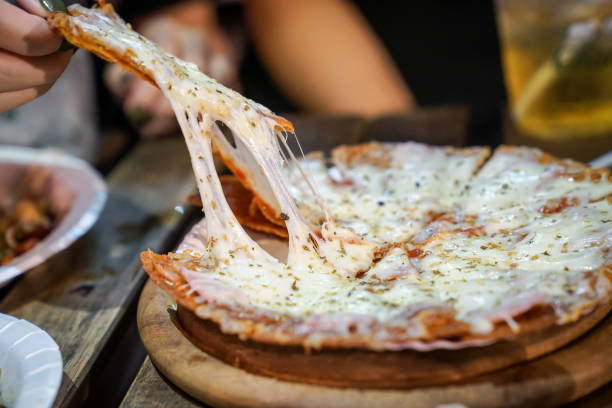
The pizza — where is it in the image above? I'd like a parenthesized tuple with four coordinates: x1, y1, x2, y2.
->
(49, 2, 612, 351)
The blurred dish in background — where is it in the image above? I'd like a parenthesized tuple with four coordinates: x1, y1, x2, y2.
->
(1, 199, 56, 267)
(0, 313, 62, 408)
(496, 0, 612, 161)
(0, 146, 107, 287)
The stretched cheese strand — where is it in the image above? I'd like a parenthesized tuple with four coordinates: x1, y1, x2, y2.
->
(55, 4, 376, 281)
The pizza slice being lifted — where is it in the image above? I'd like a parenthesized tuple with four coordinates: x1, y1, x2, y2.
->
(49, 2, 612, 351)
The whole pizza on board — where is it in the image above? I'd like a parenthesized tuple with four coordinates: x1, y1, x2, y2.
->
(49, 2, 612, 352)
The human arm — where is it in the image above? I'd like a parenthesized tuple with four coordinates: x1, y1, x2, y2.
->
(245, 0, 416, 117)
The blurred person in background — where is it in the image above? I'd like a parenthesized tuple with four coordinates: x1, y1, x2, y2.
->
(105, 0, 416, 138)
(0, 0, 417, 157)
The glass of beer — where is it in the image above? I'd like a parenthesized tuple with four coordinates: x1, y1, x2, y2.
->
(496, 0, 612, 161)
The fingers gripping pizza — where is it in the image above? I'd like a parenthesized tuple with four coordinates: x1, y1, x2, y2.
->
(49, 2, 612, 351)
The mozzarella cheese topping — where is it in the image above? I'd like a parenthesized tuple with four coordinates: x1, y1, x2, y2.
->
(279, 145, 612, 331)
(62, 4, 612, 345)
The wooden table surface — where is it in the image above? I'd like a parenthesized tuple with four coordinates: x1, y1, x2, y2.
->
(0, 137, 197, 408)
(1, 111, 611, 408)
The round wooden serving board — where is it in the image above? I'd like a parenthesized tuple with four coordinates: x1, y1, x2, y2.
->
(138, 279, 612, 407)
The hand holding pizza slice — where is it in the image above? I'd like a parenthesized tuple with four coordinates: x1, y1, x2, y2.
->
(0, 0, 73, 112)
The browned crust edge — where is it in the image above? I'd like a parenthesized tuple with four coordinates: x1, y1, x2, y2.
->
(141, 249, 612, 351)
(330, 141, 491, 170)
(48, 6, 157, 87)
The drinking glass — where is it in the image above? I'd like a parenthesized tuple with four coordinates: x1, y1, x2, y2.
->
(496, 0, 612, 161)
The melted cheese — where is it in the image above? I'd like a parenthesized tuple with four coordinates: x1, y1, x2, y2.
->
(285, 145, 487, 244)
(64, 4, 612, 340)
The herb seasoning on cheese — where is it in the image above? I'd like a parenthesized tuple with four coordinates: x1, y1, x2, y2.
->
(52, 3, 612, 350)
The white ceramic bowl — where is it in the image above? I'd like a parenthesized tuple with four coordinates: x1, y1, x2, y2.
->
(0, 146, 107, 286)
(0, 313, 62, 408)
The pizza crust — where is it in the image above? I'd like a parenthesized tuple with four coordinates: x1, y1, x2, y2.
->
(141, 244, 611, 351)
(146, 142, 612, 350)
(330, 142, 490, 170)
(48, 5, 157, 87)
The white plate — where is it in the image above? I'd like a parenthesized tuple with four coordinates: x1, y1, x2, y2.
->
(0, 313, 62, 408)
(0, 146, 107, 286)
